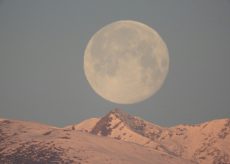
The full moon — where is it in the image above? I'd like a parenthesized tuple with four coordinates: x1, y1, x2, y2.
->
(84, 20, 169, 104)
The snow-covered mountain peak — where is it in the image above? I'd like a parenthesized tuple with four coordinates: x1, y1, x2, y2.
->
(0, 117, 193, 164)
(1, 110, 229, 164)
(71, 109, 230, 164)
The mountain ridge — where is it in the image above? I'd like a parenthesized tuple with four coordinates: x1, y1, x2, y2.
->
(0, 116, 193, 164)
(72, 109, 230, 164)
(1, 109, 229, 164)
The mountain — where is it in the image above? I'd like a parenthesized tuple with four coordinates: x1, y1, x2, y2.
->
(71, 109, 230, 164)
(1, 109, 229, 164)
(0, 118, 192, 164)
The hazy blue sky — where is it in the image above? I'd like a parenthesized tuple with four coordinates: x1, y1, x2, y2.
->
(0, 0, 230, 127)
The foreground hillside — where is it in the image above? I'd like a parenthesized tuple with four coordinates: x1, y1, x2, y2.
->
(0, 118, 192, 164)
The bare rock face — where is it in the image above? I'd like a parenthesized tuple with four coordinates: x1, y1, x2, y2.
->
(1, 109, 229, 164)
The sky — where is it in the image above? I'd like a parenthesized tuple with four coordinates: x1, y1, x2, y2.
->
(0, 0, 230, 127)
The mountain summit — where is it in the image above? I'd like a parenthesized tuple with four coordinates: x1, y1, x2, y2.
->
(1, 109, 229, 164)
(71, 109, 230, 164)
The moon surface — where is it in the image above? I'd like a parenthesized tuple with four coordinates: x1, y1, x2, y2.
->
(84, 20, 169, 104)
